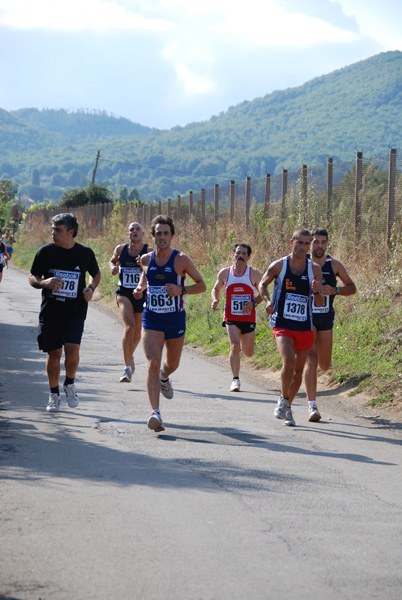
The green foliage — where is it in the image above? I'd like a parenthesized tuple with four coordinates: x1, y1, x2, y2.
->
(0, 179, 18, 226)
(1, 52, 402, 203)
(59, 184, 113, 208)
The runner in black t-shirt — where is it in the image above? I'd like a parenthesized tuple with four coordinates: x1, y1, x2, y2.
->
(0, 236, 11, 284)
(29, 213, 101, 413)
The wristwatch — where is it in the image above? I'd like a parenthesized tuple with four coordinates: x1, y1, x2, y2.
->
(335, 287, 340, 295)
(182, 285, 187, 295)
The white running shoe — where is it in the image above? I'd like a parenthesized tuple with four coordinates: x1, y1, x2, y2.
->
(160, 370, 174, 399)
(120, 367, 133, 383)
(63, 384, 79, 408)
(308, 405, 321, 422)
(274, 397, 289, 419)
(284, 408, 296, 427)
(46, 393, 60, 412)
(230, 378, 241, 392)
(147, 411, 165, 432)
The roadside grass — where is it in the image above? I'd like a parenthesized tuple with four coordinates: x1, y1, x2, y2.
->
(13, 213, 402, 412)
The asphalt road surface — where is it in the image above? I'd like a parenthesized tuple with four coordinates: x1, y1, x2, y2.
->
(1, 264, 402, 600)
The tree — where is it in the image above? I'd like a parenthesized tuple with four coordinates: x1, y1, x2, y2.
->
(0, 179, 18, 225)
(128, 187, 140, 201)
(118, 185, 128, 200)
(31, 168, 40, 185)
(58, 184, 113, 208)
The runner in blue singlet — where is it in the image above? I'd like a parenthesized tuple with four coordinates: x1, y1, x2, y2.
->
(133, 215, 206, 432)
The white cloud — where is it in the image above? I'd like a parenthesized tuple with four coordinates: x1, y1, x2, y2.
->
(332, 0, 402, 50)
(0, 0, 172, 32)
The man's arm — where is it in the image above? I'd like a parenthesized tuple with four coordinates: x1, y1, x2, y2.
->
(166, 254, 206, 296)
(28, 272, 63, 291)
(242, 267, 264, 313)
(331, 260, 356, 297)
(83, 270, 101, 302)
(211, 268, 228, 310)
(311, 262, 324, 307)
(259, 260, 281, 314)
(109, 245, 122, 276)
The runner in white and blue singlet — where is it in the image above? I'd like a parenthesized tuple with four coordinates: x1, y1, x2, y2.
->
(134, 215, 206, 432)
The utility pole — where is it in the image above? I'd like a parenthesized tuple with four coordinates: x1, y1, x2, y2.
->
(92, 151, 100, 184)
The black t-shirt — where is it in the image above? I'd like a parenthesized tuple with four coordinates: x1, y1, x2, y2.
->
(30, 242, 99, 320)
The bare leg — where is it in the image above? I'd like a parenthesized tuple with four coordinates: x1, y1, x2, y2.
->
(46, 348, 63, 388)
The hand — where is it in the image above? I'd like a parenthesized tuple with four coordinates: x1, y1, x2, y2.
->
(165, 283, 181, 296)
(311, 278, 321, 294)
(43, 277, 63, 291)
(211, 299, 219, 311)
(133, 287, 144, 299)
(321, 284, 332, 296)
(111, 264, 119, 276)
(83, 286, 94, 302)
(265, 301, 273, 315)
(135, 255, 143, 268)
(242, 300, 253, 313)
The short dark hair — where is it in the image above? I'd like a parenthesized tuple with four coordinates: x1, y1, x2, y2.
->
(150, 215, 175, 237)
(311, 227, 329, 240)
(292, 228, 312, 241)
(234, 243, 252, 256)
(52, 213, 78, 238)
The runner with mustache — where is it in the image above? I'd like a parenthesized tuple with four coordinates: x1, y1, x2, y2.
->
(211, 243, 263, 392)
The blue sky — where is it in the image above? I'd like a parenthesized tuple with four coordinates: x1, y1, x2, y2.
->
(0, 0, 401, 129)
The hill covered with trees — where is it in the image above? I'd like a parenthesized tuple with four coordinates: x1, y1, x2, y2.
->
(1, 51, 402, 203)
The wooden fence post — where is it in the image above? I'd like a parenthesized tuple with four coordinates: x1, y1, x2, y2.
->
(177, 195, 181, 221)
(264, 174, 271, 219)
(245, 176, 251, 229)
(189, 191, 193, 220)
(302, 164, 308, 226)
(158, 201, 162, 215)
(167, 198, 171, 218)
(281, 169, 288, 236)
(201, 189, 206, 232)
(354, 152, 363, 245)
(387, 148, 397, 247)
(214, 184, 219, 223)
(326, 158, 333, 229)
(229, 181, 235, 223)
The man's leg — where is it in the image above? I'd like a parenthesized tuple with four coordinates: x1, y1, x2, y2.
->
(64, 343, 80, 379)
(161, 335, 185, 379)
(275, 335, 296, 400)
(240, 330, 256, 358)
(226, 324, 242, 378)
(117, 296, 138, 366)
(142, 328, 165, 411)
(316, 329, 333, 372)
(46, 348, 63, 388)
(304, 327, 318, 403)
(288, 348, 310, 406)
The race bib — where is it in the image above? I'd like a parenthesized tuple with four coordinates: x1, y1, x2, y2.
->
(147, 285, 175, 313)
(283, 293, 308, 321)
(121, 267, 142, 289)
(312, 295, 330, 313)
(231, 294, 251, 315)
(52, 270, 80, 299)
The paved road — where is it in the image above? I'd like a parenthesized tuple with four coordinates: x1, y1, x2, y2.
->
(1, 264, 402, 600)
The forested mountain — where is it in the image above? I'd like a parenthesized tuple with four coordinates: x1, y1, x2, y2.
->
(1, 51, 402, 203)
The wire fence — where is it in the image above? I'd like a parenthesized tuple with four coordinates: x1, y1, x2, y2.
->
(25, 150, 402, 251)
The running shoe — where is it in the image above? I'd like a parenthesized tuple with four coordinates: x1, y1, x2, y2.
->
(120, 367, 133, 383)
(147, 411, 165, 432)
(160, 370, 174, 399)
(308, 405, 321, 422)
(274, 396, 289, 419)
(230, 378, 241, 392)
(46, 393, 60, 413)
(284, 408, 296, 427)
(63, 384, 79, 408)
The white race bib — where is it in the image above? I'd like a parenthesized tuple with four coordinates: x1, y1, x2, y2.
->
(52, 270, 80, 299)
(231, 294, 251, 315)
(283, 293, 308, 321)
(312, 295, 330, 313)
(121, 267, 142, 289)
(147, 285, 175, 313)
